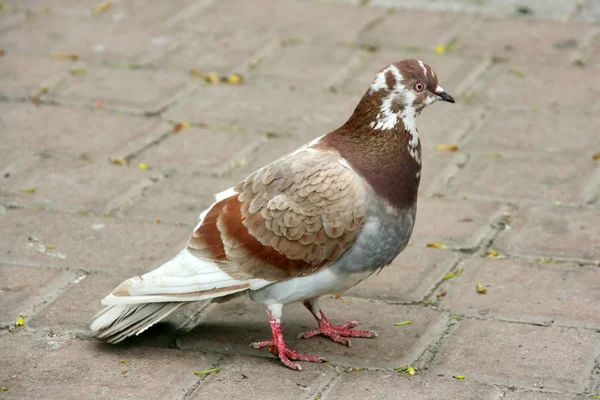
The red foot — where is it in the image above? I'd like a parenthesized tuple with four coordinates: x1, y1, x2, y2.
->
(298, 301, 378, 347)
(250, 306, 327, 371)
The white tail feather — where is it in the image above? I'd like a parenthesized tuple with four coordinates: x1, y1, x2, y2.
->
(90, 249, 270, 342)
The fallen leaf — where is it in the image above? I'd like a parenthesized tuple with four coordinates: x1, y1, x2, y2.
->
(39, 86, 49, 94)
(362, 45, 377, 53)
(487, 249, 499, 257)
(51, 52, 79, 61)
(454, 266, 463, 276)
(476, 283, 487, 294)
(554, 201, 562, 206)
(434, 45, 446, 55)
(591, 395, 600, 399)
(445, 37, 459, 52)
(427, 242, 448, 249)
(332, 295, 341, 299)
(394, 365, 416, 375)
(15, 316, 25, 326)
(442, 272, 455, 281)
(0, 386, 6, 392)
(462, 92, 473, 104)
(342, 298, 349, 303)
(96, 100, 104, 108)
(194, 367, 221, 376)
(507, 68, 525, 79)
(435, 144, 459, 152)
(437, 291, 447, 299)
(155, 219, 161, 224)
(137, 163, 149, 170)
(226, 74, 243, 84)
(394, 321, 411, 326)
(0, 49, 5, 56)
(205, 72, 220, 84)
(22, 187, 38, 194)
(69, 66, 87, 75)
(450, 315, 460, 320)
(120, 360, 131, 365)
(593, 153, 600, 160)
(514, 4, 532, 15)
(109, 157, 128, 166)
(172, 121, 192, 132)
(92, 2, 111, 14)
(262, 131, 280, 139)
(453, 375, 465, 380)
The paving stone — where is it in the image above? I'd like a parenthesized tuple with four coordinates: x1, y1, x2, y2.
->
(0, 53, 68, 99)
(178, 297, 448, 369)
(439, 257, 600, 329)
(189, 354, 335, 400)
(410, 198, 504, 250)
(462, 108, 600, 154)
(48, 67, 190, 114)
(154, 28, 274, 73)
(0, 103, 171, 157)
(471, 61, 600, 109)
(0, 153, 156, 213)
(494, 205, 600, 262)
(0, 14, 187, 66)
(183, 0, 383, 43)
(122, 172, 238, 225)
(256, 42, 362, 88)
(133, 125, 263, 174)
(453, 17, 593, 62)
(162, 80, 347, 135)
(324, 370, 502, 400)
(431, 320, 600, 391)
(358, 10, 463, 51)
(346, 246, 461, 303)
(358, 0, 579, 20)
(0, 208, 190, 276)
(29, 273, 123, 333)
(0, 264, 74, 325)
(445, 152, 596, 205)
(0, 335, 217, 400)
(505, 390, 583, 400)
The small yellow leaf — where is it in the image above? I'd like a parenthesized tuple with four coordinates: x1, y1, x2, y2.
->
(450, 315, 460, 320)
(453, 375, 465, 380)
(15, 316, 25, 326)
(342, 298, 349, 303)
(110, 157, 128, 166)
(226, 74, 243, 84)
(332, 294, 341, 299)
(51, 52, 79, 61)
(476, 283, 487, 294)
(120, 360, 131, 365)
(0, 386, 7, 392)
(435, 144, 459, 152)
(434, 45, 446, 55)
(488, 249, 499, 257)
(23, 187, 38, 194)
(92, 2, 111, 14)
(69, 67, 87, 75)
(362, 45, 377, 53)
(394, 365, 416, 375)
(137, 163, 149, 170)
(445, 37, 459, 52)
(507, 68, 525, 79)
(593, 153, 600, 160)
(172, 121, 192, 133)
(394, 321, 411, 326)
(554, 201, 562, 206)
(205, 72, 220, 84)
(427, 242, 448, 249)
(442, 272, 455, 281)
(454, 266, 463, 276)
(194, 367, 221, 376)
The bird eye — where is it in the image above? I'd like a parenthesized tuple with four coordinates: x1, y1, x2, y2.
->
(414, 82, 425, 92)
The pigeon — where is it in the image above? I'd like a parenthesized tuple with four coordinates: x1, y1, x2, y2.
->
(90, 59, 454, 370)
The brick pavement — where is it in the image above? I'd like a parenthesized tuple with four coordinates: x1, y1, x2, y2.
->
(1, 0, 600, 399)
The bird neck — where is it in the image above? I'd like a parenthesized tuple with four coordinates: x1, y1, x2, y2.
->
(318, 96, 422, 209)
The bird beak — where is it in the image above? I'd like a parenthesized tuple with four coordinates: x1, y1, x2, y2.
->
(434, 86, 455, 103)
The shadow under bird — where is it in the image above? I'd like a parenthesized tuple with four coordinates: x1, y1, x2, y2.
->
(90, 59, 455, 370)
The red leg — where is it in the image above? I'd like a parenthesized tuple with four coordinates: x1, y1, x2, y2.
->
(249, 304, 327, 370)
(297, 298, 378, 347)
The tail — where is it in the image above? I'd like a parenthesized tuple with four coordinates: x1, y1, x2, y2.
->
(90, 249, 269, 343)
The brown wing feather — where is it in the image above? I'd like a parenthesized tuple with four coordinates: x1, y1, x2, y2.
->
(187, 149, 366, 281)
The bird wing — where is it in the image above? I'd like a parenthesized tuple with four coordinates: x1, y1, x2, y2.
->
(188, 145, 367, 281)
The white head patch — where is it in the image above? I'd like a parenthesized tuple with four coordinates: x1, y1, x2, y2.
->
(368, 63, 423, 164)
